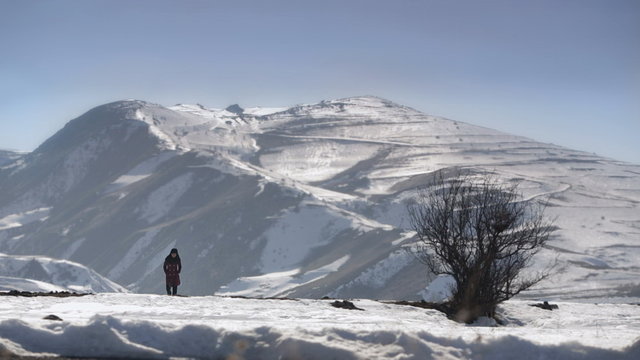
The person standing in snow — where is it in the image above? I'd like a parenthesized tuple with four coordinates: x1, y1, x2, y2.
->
(163, 248, 181, 295)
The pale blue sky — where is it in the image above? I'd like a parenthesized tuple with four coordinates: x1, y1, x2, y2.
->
(1, 0, 638, 163)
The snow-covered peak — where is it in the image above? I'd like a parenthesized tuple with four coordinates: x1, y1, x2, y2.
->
(34, 100, 155, 152)
(274, 96, 395, 115)
(171, 103, 289, 118)
(0, 253, 127, 293)
(329, 95, 404, 108)
(243, 106, 288, 116)
(168, 103, 224, 119)
(102, 99, 150, 109)
(306, 96, 408, 113)
(84, 100, 158, 124)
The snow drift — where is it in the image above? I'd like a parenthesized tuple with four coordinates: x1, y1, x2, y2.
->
(0, 293, 638, 359)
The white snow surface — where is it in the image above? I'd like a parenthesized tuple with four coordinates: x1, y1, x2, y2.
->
(258, 202, 353, 273)
(259, 141, 380, 182)
(106, 151, 177, 194)
(136, 172, 194, 224)
(331, 250, 414, 297)
(243, 106, 288, 116)
(0, 276, 68, 292)
(0, 207, 50, 231)
(108, 229, 161, 281)
(0, 293, 637, 359)
(420, 275, 456, 303)
(218, 256, 350, 298)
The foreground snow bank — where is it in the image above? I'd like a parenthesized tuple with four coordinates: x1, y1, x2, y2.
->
(0, 294, 638, 359)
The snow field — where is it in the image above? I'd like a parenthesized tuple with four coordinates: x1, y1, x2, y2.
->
(0, 294, 637, 359)
(218, 256, 350, 298)
(136, 172, 194, 224)
(0, 207, 50, 231)
(106, 151, 177, 194)
(107, 229, 161, 280)
(331, 250, 414, 297)
(259, 141, 380, 182)
(257, 203, 352, 273)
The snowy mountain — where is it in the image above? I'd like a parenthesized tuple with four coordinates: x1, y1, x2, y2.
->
(0, 253, 127, 293)
(0, 96, 638, 299)
(0, 149, 23, 167)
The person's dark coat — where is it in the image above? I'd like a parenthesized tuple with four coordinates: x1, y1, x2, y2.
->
(163, 249, 181, 287)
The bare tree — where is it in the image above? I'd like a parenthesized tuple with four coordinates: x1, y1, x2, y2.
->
(407, 170, 554, 323)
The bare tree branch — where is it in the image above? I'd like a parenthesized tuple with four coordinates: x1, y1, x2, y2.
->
(407, 169, 554, 323)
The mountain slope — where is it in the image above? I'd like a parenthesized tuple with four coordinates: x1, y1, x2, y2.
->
(0, 96, 638, 299)
(0, 253, 127, 293)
